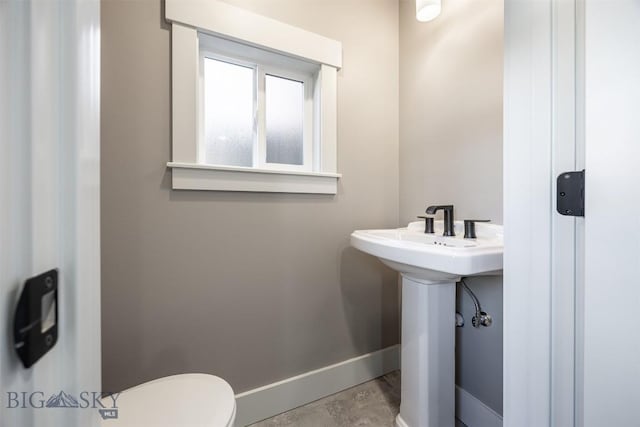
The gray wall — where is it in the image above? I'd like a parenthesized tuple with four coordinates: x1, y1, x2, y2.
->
(101, 0, 400, 393)
(102, 0, 505, 413)
(399, 0, 504, 414)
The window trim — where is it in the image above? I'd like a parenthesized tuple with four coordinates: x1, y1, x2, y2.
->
(166, 0, 342, 194)
(165, 0, 342, 68)
(166, 162, 341, 194)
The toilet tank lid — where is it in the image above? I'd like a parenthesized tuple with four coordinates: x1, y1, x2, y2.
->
(103, 373, 236, 427)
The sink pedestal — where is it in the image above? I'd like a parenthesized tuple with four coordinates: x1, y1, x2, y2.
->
(350, 220, 503, 427)
(396, 275, 458, 427)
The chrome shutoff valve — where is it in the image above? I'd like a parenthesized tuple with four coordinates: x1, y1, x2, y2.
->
(472, 311, 492, 328)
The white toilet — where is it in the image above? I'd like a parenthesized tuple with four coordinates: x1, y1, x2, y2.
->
(102, 374, 236, 427)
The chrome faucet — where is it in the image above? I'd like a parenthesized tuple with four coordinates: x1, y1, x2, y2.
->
(425, 205, 455, 236)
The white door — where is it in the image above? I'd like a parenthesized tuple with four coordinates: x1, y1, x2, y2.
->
(504, 0, 640, 425)
(0, 1, 101, 426)
(582, 1, 640, 425)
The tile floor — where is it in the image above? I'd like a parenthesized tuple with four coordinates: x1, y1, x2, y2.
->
(248, 371, 467, 427)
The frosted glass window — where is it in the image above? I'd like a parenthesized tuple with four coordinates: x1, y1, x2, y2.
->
(204, 58, 255, 167)
(265, 75, 304, 165)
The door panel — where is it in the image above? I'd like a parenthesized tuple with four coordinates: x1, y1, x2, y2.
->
(584, 1, 640, 425)
(0, 1, 101, 426)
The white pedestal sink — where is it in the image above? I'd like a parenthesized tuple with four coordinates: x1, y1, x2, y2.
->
(351, 220, 503, 427)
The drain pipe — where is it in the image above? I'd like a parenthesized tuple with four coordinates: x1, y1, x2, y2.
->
(457, 278, 492, 328)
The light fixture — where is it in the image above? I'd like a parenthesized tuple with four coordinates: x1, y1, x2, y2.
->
(416, 0, 441, 22)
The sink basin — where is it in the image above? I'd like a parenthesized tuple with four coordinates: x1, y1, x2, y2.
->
(351, 220, 503, 282)
(350, 219, 503, 427)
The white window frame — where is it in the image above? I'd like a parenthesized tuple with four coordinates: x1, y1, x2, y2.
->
(259, 68, 314, 172)
(165, 0, 342, 194)
(198, 34, 314, 173)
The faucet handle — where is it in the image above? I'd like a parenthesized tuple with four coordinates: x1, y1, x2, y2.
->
(417, 215, 435, 234)
(463, 220, 491, 239)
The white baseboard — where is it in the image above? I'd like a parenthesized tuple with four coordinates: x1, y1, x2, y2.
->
(234, 345, 400, 426)
(456, 386, 503, 427)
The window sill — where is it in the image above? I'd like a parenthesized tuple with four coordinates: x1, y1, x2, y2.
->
(167, 162, 341, 194)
